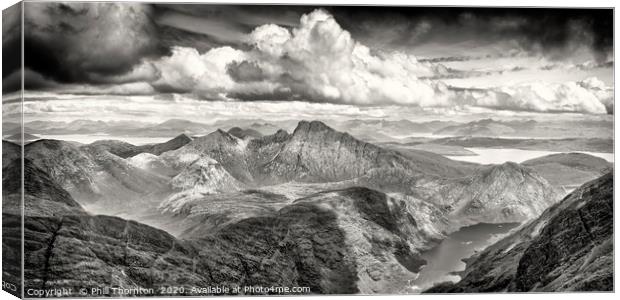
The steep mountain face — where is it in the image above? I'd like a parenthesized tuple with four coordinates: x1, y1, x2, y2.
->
(2, 157, 88, 294)
(434, 162, 560, 225)
(522, 153, 612, 189)
(282, 187, 438, 293)
(23, 139, 169, 213)
(162, 129, 252, 182)
(25, 139, 99, 200)
(3, 159, 86, 216)
(170, 186, 445, 294)
(2, 140, 20, 166)
(426, 172, 613, 293)
(13, 201, 360, 296)
(251, 121, 466, 185)
(89, 133, 192, 158)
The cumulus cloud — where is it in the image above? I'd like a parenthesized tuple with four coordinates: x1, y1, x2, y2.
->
(137, 9, 611, 114)
(453, 80, 610, 114)
(578, 77, 614, 114)
(147, 9, 440, 105)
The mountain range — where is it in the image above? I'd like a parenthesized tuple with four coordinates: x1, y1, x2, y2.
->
(2, 118, 612, 294)
(5, 116, 612, 144)
(432, 118, 612, 139)
(6, 121, 563, 228)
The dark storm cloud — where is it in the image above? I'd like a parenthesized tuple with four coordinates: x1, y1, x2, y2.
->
(4, 69, 60, 94)
(152, 4, 306, 28)
(20, 2, 168, 85)
(151, 5, 613, 62)
(325, 7, 613, 61)
(2, 3, 22, 93)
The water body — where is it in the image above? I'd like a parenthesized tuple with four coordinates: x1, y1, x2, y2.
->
(447, 147, 614, 164)
(410, 222, 520, 292)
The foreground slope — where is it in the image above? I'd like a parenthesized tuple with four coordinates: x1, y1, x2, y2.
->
(426, 172, 613, 292)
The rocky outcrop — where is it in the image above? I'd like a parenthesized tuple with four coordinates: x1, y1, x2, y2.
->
(426, 172, 613, 293)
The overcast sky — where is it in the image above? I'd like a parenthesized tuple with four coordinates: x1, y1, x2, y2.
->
(2, 3, 614, 123)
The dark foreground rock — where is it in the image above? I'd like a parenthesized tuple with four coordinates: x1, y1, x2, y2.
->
(10, 201, 359, 296)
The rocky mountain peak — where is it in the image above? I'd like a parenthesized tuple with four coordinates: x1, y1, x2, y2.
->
(293, 120, 334, 135)
(479, 161, 540, 183)
(194, 128, 242, 147)
(172, 133, 192, 143)
(227, 127, 263, 139)
(274, 129, 289, 139)
(445, 161, 559, 224)
(27, 139, 70, 151)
